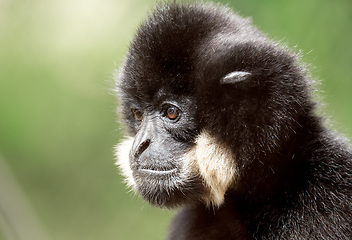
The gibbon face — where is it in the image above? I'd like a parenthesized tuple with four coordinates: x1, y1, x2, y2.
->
(115, 3, 311, 208)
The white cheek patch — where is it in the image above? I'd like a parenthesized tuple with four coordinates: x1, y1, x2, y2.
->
(114, 137, 136, 190)
(183, 131, 238, 207)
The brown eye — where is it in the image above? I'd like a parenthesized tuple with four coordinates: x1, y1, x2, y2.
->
(166, 106, 179, 120)
(133, 109, 143, 121)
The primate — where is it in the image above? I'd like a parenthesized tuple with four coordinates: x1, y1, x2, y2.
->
(115, 2, 352, 239)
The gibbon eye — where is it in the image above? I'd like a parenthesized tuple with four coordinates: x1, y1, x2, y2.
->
(132, 109, 143, 121)
(166, 106, 180, 120)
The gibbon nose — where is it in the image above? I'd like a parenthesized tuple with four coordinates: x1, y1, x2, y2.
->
(134, 139, 151, 158)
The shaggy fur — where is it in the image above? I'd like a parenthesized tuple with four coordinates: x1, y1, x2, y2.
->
(115, 2, 352, 239)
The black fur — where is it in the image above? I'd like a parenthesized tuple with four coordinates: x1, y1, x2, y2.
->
(116, 2, 352, 239)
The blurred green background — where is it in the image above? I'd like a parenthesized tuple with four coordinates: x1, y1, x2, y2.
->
(0, 0, 351, 239)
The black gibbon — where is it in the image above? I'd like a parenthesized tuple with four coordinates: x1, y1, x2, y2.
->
(115, 2, 352, 239)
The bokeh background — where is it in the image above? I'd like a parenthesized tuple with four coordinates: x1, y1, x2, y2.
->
(0, 0, 351, 239)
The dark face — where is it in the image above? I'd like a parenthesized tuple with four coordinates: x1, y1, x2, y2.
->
(119, 90, 203, 207)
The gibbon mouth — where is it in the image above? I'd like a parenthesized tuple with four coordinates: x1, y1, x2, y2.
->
(139, 168, 178, 174)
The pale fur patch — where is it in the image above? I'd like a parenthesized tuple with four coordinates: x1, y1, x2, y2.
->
(114, 137, 136, 190)
(183, 131, 238, 207)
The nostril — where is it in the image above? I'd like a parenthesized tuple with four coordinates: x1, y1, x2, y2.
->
(134, 139, 151, 157)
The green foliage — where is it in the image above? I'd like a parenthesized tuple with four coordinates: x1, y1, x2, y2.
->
(0, 0, 351, 239)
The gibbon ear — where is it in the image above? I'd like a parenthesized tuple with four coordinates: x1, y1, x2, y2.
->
(220, 71, 251, 84)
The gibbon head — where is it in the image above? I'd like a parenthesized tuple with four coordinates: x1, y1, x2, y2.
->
(115, 2, 312, 208)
